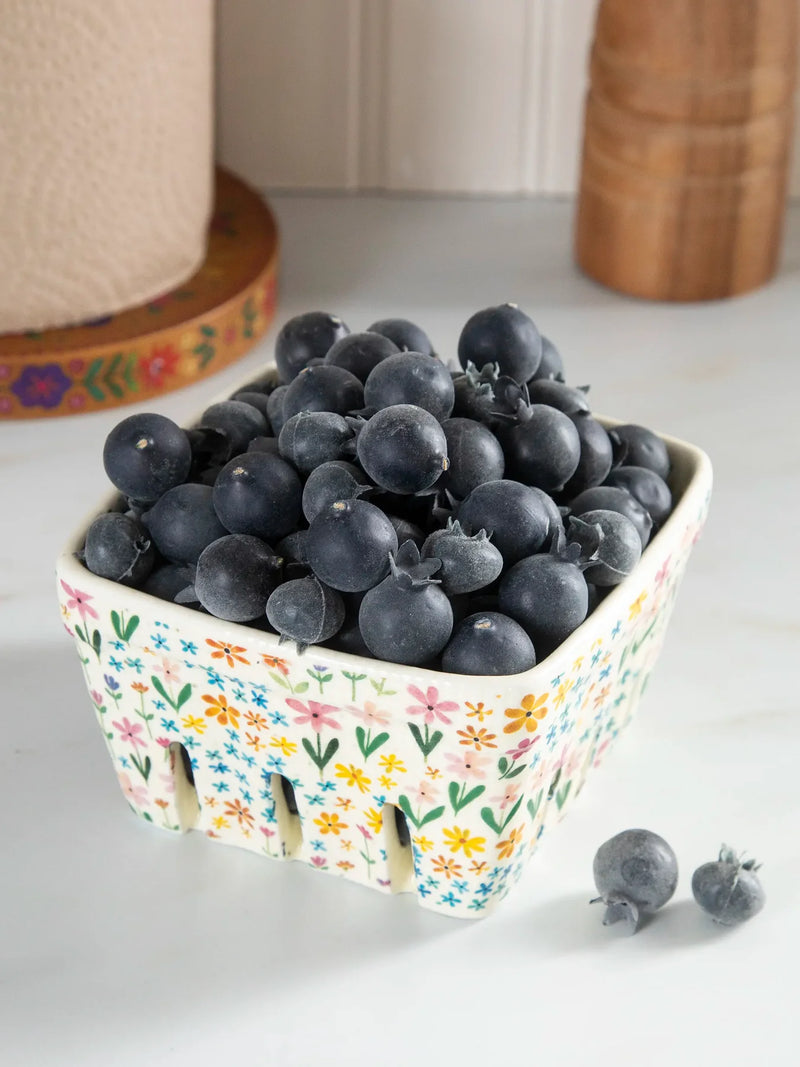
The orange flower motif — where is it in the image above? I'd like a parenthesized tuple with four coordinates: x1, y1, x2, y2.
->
(465, 701, 493, 721)
(262, 653, 290, 674)
(131, 681, 149, 694)
(154, 798, 169, 809)
(425, 765, 442, 780)
(497, 825, 524, 860)
(469, 860, 487, 875)
(442, 826, 486, 858)
(503, 692, 549, 734)
(224, 798, 254, 828)
(245, 732, 265, 752)
(336, 796, 354, 811)
(314, 812, 347, 835)
(245, 710, 268, 731)
(457, 725, 497, 751)
(337, 860, 355, 871)
(206, 638, 250, 667)
(341, 838, 354, 851)
(202, 693, 240, 730)
(432, 854, 463, 880)
(204, 795, 217, 808)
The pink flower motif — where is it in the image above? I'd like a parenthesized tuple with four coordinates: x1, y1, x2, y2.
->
(153, 656, 182, 684)
(310, 855, 328, 868)
(89, 689, 104, 706)
(286, 698, 341, 732)
(357, 824, 372, 840)
(159, 772, 176, 795)
(118, 772, 148, 806)
(490, 782, 522, 810)
(409, 779, 441, 807)
(655, 556, 671, 587)
(0, 396, 11, 414)
(68, 393, 86, 410)
(347, 700, 391, 727)
(553, 743, 581, 779)
(260, 825, 276, 839)
(443, 750, 490, 781)
(406, 684, 459, 726)
(59, 580, 99, 621)
(156, 736, 171, 748)
(112, 716, 146, 749)
(506, 735, 540, 761)
(0, 364, 10, 379)
(224, 325, 237, 344)
(593, 738, 611, 767)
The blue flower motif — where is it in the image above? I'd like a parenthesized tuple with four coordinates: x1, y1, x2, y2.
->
(250, 691, 267, 708)
(591, 649, 603, 666)
(119, 755, 130, 769)
(242, 789, 253, 804)
(476, 881, 494, 897)
(180, 640, 197, 655)
(151, 633, 168, 650)
(489, 866, 503, 880)
(108, 656, 124, 671)
(261, 804, 277, 822)
(614, 693, 626, 707)
(153, 699, 166, 711)
(426, 875, 439, 888)
(311, 840, 326, 852)
(225, 743, 240, 760)
(579, 728, 591, 743)
(612, 620, 622, 637)
(104, 674, 120, 691)
(599, 665, 612, 680)
(468, 897, 487, 911)
(305, 794, 324, 806)
(206, 749, 222, 761)
(320, 780, 337, 792)
(530, 752, 541, 770)
(260, 767, 272, 787)
(214, 780, 230, 793)
(205, 668, 224, 689)
(440, 892, 460, 908)
(371, 794, 386, 808)
(417, 883, 431, 898)
(453, 878, 468, 893)
(235, 770, 247, 784)
(210, 761, 229, 775)
(155, 621, 170, 629)
(546, 724, 557, 744)
(559, 717, 572, 735)
(126, 657, 144, 674)
(183, 735, 199, 750)
(225, 728, 238, 744)
(233, 687, 245, 701)
(242, 754, 256, 768)
(111, 640, 126, 651)
(266, 754, 286, 774)
(550, 672, 564, 686)
(268, 710, 287, 727)
(160, 718, 178, 733)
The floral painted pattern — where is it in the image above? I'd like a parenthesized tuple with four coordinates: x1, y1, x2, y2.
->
(58, 477, 711, 918)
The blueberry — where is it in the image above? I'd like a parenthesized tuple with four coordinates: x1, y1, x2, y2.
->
(364, 352, 455, 421)
(501, 403, 581, 492)
(421, 520, 503, 595)
(323, 331, 400, 382)
(141, 562, 197, 602)
(281, 364, 364, 422)
(438, 417, 505, 499)
(458, 480, 549, 565)
(567, 485, 653, 549)
(368, 317, 435, 356)
(266, 384, 289, 437)
(498, 550, 589, 650)
(358, 541, 453, 666)
(527, 379, 590, 415)
(82, 512, 155, 586)
(592, 829, 679, 934)
(605, 466, 672, 528)
(610, 424, 671, 481)
(266, 576, 345, 649)
(301, 460, 372, 523)
(194, 534, 283, 621)
(441, 612, 536, 675)
(200, 400, 269, 456)
(691, 846, 765, 926)
(275, 311, 350, 383)
(451, 362, 500, 424)
(385, 514, 425, 548)
(230, 391, 271, 417)
(278, 411, 353, 472)
(103, 413, 192, 503)
(569, 510, 642, 587)
(213, 452, 302, 543)
(275, 530, 310, 567)
(529, 335, 564, 382)
(142, 483, 228, 565)
(246, 436, 282, 456)
(560, 413, 614, 498)
(356, 404, 449, 495)
(458, 303, 542, 383)
(306, 499, 398, 592)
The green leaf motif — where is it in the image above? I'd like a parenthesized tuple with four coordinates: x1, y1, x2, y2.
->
(526, 788, 544, 821)
(176, 683, 192, 709)
(269, 671, 289, 689)
(408, 723, 443, 759)
(356, 726, 390, 760)
(91, 630, 102, 657)
(418, 804, 445, 828)
(151, 675, 170, 704)
(124, 615, 139, 642)
(396, 794, 420, 829)
(293, 681, 309, 694)
(555, 781, 572, 811)
(111, 611, 123, 641)
(480, 807, 502, 835)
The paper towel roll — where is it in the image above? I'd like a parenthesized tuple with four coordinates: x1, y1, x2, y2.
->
(0, 0, 214, 332)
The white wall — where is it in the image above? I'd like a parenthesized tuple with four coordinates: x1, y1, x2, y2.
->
(217, 0, 800, 197)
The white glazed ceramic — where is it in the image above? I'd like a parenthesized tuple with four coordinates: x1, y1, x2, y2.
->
(56, 386, 712, 919)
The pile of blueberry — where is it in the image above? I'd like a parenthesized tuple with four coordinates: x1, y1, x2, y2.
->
(84, 304, 674, 674)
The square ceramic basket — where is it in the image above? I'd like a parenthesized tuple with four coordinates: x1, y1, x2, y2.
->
(56, 381, 712, 919)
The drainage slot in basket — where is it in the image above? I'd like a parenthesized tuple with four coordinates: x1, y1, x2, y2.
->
(271, 774, 302, 857)
(169, 742, 200, 831)
(383, 804, 414, 893)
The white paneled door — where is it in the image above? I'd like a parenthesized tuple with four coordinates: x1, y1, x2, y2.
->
(217, 0, 800, 196)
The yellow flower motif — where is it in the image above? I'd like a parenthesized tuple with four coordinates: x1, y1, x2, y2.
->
(335, 763, 372, 794)
(465, 701, 493, 721)
(425, 765, 442, 780)
(497, 825, 524, 860)
(469, 859, 488, 875)
(341, 838, 354, 852)
(378, 775, 396, 791)
(591, 637, 603, 650)
(212, 816, 230, 830)
(413, 835, 434, 853)
(503, 692, 549, 734)
(553, 678, 573, 709)
(378, 753, 407, 775)
(364, 807, 383, 834)
(629, 591, 647, 619)
(181, 714, 207, 735)
(270, 736, 297, 757)
(245, 732, 265, 752)
(204, 795, 217, 808)
(572, 656, 584, 671)
(442, 825, 486, 859)
(313, 812, 347, 835)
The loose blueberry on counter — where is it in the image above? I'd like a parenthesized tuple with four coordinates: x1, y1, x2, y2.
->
(323, 331, 400, 382)
(457, 303, 542, 384)
(213, 452, 302, 543)
(358, 541, 453, 666)
(266, 576, 345, 650)
(199, 400, 268, 457)
(364, 352, 455, 421)
(355, 404, 449, 495)
(441, 612, 536, 675)
(191, 534, 283, 622)
(142, 483, 228, 565)
(421, 519, 503, 595)
(281, 364, 364, 422)
(103, 412, 192, 504)
(566, 484, 653, 549)
(605, 465, 672, 529)
(275, 311, 350, 383)
(592, 829, 679, 935)
(82, 512, 155, 587)
(306, 499, 398, 592)
(691, 846, 765, 926)
(278, 410, 353, 472)
(368, 317, 435, 357)
(457, 479, 549, 565)
(438, 417, 505, 499)
(569, 510, 642, 587)
(610, 423, 671, 481)
(302, 460, 372, 523)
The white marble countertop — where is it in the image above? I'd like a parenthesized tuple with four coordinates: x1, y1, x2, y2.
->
(3, 195, 799, 1067)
